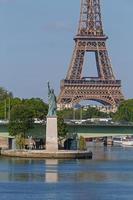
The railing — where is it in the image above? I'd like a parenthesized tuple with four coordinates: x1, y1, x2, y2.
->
(74, 34, 108, 40)
(61, 79, 121, 85)
(66, 122, 133, 127)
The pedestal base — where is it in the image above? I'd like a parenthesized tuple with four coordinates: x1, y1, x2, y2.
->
(46, 116, 58, 151)
(1, 150, 93, 159)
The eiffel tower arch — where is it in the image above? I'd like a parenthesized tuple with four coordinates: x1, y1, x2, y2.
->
(58, 0, 124, 109)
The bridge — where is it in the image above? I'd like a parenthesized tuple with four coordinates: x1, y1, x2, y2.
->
(67, 124, 133, 138)
(0, 123, 133, 139)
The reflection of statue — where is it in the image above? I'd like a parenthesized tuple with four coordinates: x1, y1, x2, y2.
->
(47, 82, 57, 117)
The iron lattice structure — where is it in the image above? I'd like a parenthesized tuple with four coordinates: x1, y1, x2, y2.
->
(58, 0, 124, 109)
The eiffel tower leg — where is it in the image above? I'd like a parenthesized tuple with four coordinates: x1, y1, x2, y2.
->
(67, 43, 85, 80)
(97, 50, 115, 80)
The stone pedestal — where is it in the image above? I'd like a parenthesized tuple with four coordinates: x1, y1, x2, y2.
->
(46, 116, 58, 151)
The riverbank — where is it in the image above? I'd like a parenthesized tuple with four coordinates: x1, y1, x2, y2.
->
(1, 149, 92, 159)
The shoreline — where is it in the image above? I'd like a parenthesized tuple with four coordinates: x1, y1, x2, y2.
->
(1, 149, 92, 159)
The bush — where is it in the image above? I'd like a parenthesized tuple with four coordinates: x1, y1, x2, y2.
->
(79, 136, 87, 151)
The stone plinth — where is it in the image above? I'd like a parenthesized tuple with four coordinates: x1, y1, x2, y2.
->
(46, 116, 58, 151)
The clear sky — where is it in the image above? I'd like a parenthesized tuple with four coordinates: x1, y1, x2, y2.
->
(0, 0, 133, 103)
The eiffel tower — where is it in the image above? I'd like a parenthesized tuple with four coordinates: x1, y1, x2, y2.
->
(58, 0, 124, 109)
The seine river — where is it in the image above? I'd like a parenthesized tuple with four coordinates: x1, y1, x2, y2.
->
(0, 146, 133, 200)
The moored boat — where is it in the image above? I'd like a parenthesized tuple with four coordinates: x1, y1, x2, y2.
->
(122, 139, 133, 147)
(113, 136, 133, 147)
(113, 137, 123, 146)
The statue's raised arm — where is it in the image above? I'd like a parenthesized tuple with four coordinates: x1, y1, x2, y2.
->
(47, 82, 50, 95)
(47, 82, 57, 117)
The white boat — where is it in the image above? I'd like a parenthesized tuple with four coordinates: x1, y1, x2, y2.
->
(113, 136, 133, 147)
(113, 137, 123, 146)
(122, 139, 133, 147)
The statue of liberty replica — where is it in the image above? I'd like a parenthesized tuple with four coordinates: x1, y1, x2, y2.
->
(47, 82, 57, 117)
(46, 82, 58, 151)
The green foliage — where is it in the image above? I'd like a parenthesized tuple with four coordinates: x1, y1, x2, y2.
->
(10, 98, 22, 108)
(83, 107, 108, 119)
(0, 87, 13, 119)
(8, 97, 48, 137)
(0, 101, 6, 119)
(114, 99, 133, 122)
(9, 104, 34, 137)
(57, 113, 68, 141)
(22, 98, 48, 119)
(0, 94, 48, 121)
(0, 87, 13, 101)
(79, 136, 87, 151)
(59, 107, 109, 120)
(15, 134, 25, 149)
(59, 109, 73, 119)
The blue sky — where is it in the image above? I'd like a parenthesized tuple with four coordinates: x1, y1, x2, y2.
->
(0, 0, 133, 103)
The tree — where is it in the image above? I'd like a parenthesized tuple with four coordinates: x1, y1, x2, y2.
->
(58, 106, 109, 120)
(0, 87, 13, 101)
(10, 98, 22, 108)
(0, 87, 13, 119)
(8, 104, 34, 137)
(60, 108, 73, 119)
(15, 134, 25, 149)
(22, 98, 48, 119)
(79, 136, 87, 151)
(83, 107, 108, 119)
(57, 113, 68, 146)
(113, 99, 133, 122)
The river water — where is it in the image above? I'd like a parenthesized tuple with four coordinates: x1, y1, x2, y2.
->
(0, 146, 133, 200)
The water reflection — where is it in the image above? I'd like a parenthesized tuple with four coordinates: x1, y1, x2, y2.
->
(1, 147, 133, 200)
(45, 159, 58, 183)
(0, 146, 133, 184)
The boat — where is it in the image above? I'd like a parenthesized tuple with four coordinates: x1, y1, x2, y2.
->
(113, 136, 133, 147)
(121, 139, 133, 147)
(113, 137, 123, 146)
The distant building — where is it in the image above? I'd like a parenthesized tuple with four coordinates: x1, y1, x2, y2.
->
(0, 133, 14, 149)
(0, 123, 14, 149)
(83, 105, 117, 113)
